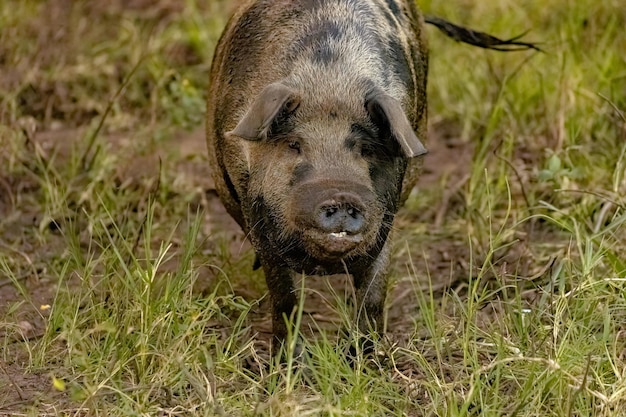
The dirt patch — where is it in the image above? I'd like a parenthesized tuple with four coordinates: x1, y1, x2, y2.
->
(0, 353, 68, 413)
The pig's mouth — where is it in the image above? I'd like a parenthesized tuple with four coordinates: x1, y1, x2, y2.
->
(326, 231, 363, 252)
(303, 229, 366, 260)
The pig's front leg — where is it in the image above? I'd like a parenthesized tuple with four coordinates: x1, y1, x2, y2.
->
(353, 239, 391, 343)
(262, 262, 297, 349)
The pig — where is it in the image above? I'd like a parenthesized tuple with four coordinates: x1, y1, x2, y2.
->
(205, 0, 537, 351)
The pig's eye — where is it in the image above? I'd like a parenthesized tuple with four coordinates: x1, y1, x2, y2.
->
(288, 140, 301, 153)
(361, 144, 376, 158)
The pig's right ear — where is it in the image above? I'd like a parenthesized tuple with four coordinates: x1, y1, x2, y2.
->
(227, 83, 300, 141)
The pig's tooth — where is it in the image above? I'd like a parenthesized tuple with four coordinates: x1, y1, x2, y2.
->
(330, 231, 347, 238)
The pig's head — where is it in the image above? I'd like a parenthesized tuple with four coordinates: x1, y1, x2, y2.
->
(226, 81, 426, 272)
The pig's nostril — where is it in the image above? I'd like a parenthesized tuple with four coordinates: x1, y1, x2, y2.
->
(317, 201, 365, 234)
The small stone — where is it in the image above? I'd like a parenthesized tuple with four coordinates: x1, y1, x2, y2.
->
(18, 320, 34, 334)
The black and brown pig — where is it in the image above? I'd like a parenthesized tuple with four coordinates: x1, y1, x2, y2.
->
(206, 0, 428, 349)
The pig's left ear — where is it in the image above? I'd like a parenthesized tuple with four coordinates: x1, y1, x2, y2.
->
(227, 83, 300, 141)
(366, 92, 427, 158)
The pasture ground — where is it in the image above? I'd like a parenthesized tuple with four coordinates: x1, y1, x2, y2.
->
(1, 0, 625, 415)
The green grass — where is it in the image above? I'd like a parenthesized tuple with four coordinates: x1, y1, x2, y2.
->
(1, 0, 625, 415)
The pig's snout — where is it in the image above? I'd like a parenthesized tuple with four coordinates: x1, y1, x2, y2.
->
(291, 181, 379, 259)
(317, 193, 366, 235)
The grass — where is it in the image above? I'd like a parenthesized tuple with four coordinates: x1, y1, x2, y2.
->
(1, 0, 625, 415)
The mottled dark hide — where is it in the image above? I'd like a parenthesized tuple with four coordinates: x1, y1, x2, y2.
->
(206, 0, 428, 350)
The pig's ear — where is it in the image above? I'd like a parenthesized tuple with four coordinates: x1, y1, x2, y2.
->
(227, 83, 300, 141)
(366, 92, 427, 158)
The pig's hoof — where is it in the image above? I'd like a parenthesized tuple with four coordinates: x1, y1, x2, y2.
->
(271, 337, 306, 365)
(345, 335, 389, 369)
